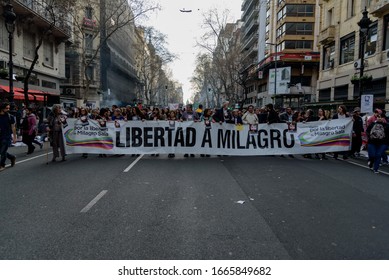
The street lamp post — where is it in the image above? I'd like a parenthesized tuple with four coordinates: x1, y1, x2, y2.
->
(357, 7, 372, 105)
(266, 43, 277, 105)
(3, 1, 16, 112)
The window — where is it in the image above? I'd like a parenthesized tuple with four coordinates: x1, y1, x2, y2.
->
(0, 21, 9, 51)
(86, 65, 94, 81)
(85, 33, 93, 50)
(286, 5, 314, 17)
(347, 0, 356, 19)
(42, 80, 57, 89)
(43, 41, 54, 67)
(279, 23, 313, 36)
(334, 85, 349, 101)
(23, 31, 35, 59)
(65, 63, 72, 83)
(327, 8, 334, 27)
(283, 40, 313, 50)
(383, 15, 389, 50)
(85, 6, 93, 19)
(340, 34, 355, 64)
(323, 43, 336, 70)
(319, 88, 331, 102)
(365, 23, 377, 56)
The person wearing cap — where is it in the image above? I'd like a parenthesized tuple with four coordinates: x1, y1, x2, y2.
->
(350, 107, 364, 157)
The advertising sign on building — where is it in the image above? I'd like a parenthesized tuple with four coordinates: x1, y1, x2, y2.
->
(269, 66, 291, 95)
(361, 94, 374, 114)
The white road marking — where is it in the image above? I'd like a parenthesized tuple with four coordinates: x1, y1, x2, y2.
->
(345, 160, 389, 176)
(80, 190, 108, 213)
(123, 154, 144, 173)
(5, 152, 53, 167)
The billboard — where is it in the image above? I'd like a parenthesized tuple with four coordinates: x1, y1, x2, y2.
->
(269, 66, 291, 95)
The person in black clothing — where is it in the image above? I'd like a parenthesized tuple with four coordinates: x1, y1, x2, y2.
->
(266, 103, 280, 124)
(256, 107, 268, 124)
(0, 102, 17, 171)
(213, 101, 231, 123)
(350, 107, 364, 157)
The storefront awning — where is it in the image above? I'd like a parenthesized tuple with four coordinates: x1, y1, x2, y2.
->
(0, 85, 44, 101)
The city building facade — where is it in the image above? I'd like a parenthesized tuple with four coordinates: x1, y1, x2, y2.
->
(0, 0, 70, 107)
(256, 0, 320, 110)
(317, 0, 389, 111)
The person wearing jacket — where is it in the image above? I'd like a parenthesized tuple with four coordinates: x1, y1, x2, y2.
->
(47, 104, 66, 162)
(366, 114, 389, 174)
(350, 107, 364, 157)
(22, 107, 39, 154)
(0, 102, 17, 171)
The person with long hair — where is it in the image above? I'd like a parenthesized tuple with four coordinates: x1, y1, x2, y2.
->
(47, 104, 66, 162)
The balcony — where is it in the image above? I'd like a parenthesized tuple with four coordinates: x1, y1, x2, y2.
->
(242, 34, 259, 52)
(371, 0, 389, 16)
(318, 25, 335, 45)
(14, 0, 71, 39)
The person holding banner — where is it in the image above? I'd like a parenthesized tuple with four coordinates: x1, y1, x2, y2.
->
(265, 103, 280, 124)
(79, 108, 90, 159)
(332, 105, 350, 160)
(200, 108, 214, 157)
(182, 104, 199, 157)
(242, 105, 258, 125)
(213, 101, 231, 124)
(167, 110, 178, 158)
(314, 108, 328, 160)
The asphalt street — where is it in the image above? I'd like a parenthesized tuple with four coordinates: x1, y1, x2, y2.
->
(1, 143, 389, 260)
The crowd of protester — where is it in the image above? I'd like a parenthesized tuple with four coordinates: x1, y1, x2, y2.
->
(1, 101, 389, 174)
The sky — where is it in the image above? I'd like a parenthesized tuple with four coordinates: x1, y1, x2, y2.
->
(146, 0, 242, 103)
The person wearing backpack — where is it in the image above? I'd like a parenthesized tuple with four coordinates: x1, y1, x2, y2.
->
(0, 102, 17, 171)
(366, 114, 389, 174)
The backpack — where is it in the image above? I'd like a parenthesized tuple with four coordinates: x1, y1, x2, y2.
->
(370, 123, 385, 140)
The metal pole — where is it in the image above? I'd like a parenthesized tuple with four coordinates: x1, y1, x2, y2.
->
(8, 30, 14, 105)
(357, 7, 372, 107)
(359, 32, 365, 102)
(274, 45, 277, 105)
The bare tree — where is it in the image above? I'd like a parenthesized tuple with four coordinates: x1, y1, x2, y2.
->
(195, 8, 243, 107)
(134, 26, 176, 105)
(17, 0, 76, 106)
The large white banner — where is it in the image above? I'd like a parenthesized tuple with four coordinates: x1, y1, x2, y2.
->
(61, 119, 353, 156)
